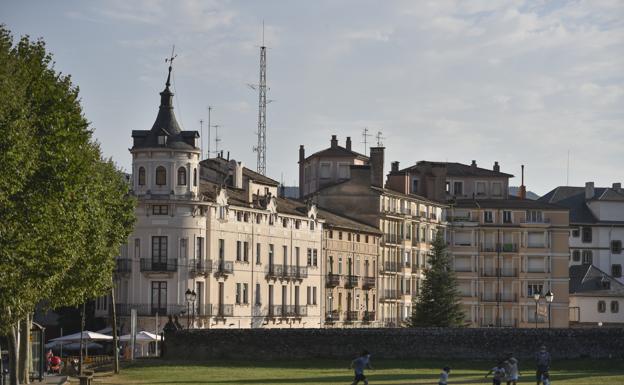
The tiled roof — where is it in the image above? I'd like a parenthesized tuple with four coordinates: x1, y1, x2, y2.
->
(569, 265, 624, 297)
(455, 197, 566, 210)
(399, 161, 513, 178)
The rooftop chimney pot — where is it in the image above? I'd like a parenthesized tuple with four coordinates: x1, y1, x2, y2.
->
(585, 182, 595, 200)
(493, 161, 500, 172)
(331, 135, 338, 148)
(346, 136, 352, 151)
(471, 160, 477, 168)
(391, 161, 399, 173)
(612, 182, 621, 190)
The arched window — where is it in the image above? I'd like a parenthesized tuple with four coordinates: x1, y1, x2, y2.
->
(177, 167, 187, 186)
(138, 167, 146, 186)
(193, 168, 197, 186)
(155, 166, 167, 186)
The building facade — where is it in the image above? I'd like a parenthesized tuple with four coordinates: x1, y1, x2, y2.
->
(569, 264, 624, 326)
(387, 160, 570, 328)
(540, 182, 624, 284)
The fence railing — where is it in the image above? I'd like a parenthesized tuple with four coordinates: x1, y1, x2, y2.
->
(140, 258, 177, 272)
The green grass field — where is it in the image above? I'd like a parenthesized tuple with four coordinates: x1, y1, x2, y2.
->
(93, 358, 624, 385)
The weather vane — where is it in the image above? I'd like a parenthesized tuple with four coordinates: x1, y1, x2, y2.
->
(165, 45, 177, 87)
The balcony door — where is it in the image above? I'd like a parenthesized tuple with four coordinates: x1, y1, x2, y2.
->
(151, 281, 167, 315)
(152, 236, 168, 270)
(218, 282, 224, 315)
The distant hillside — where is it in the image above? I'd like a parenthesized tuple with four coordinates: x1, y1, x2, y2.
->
(508, 186, 539, 200)
(282, 186, 299, 199)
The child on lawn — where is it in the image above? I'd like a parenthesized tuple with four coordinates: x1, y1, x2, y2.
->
(438, 366, 451, 385)
(485, 361, 507, 385)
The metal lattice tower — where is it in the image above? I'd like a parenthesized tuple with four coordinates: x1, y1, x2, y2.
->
(255, 44, 267, 175)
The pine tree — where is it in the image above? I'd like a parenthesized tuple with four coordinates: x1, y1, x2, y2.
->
(409, 231, 465, 327)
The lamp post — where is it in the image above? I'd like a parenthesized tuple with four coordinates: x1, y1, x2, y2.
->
(533, 292, 540, 329)
(545, 290, 554, 329)
(328, 295, 333, 323)
(185, 289, 192, 329)
(190, 290, 197, 328)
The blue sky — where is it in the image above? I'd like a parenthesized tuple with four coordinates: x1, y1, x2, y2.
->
(2, 0, 623, 195)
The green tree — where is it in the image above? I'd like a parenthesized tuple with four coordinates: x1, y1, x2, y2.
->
(0, 26, 135, 384)
(409, 231, 465, 327)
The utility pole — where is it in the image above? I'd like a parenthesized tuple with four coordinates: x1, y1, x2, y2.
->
(362, 128, 371, 154)
(199, 119, 204, 159)
(252, 22, 268, 175)
(213, 124, 221, 156)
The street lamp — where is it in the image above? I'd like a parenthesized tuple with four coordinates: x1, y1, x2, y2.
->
(328, 295, 333, 323)
(545, 290, 554, 329)
(533, 292, 540, 329)
(185, 289, 193, 329)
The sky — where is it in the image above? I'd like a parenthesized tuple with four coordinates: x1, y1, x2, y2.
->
(2, 0, 623, 195)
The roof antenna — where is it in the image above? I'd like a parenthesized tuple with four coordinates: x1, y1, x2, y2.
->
(566, 149, 570, 186)
(362, 128, 371, 154)
(519, 165, 526, 200)
(165, 45, 177, 87)
(375, 130, 385, 147)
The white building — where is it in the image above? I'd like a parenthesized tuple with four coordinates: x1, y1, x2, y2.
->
(569, 264, 624, 326)
(540, 182, 624, 284)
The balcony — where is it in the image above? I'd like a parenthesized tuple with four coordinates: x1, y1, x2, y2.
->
(268, 304, 307, 318)
(115, 303, 185, 316)
(479, 319, 519, 328)
(454, 265, 473, 273)
(326, 273, 342, 287)
(480, 267, 518, 277)
(362, 277, 376, 290)
(380, 289, 399, 301)
(189, 259, 211, 276)
(383, 234, 399, 244)
(447, 216, 477, 223)
(480, 293, 519, 302)
(213, 303, 234, 318)
(500, 267, 518, 277)
(345, 310, 359, 322)
(382, 261, 399, 273)
(325, 310, 340, 322)
(480, 244, 499, 253)
(362, 311, 375, 322)
(267, 265, 308, 280)
(213, 260, 234, 277)
(480, 268, 498, 277)
(266, 264, 287, 280)
(501, 243, 518, 252)
(290, 266, 308, 279)
(527, 315, 547, 324)
(140, 258, 177, 273)
(345, 275, 359, 288)
(115, 258, 132, 273)
(521, 218, 551, 225)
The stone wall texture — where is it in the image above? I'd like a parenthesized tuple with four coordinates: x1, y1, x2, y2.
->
(163, 328, 624, 361)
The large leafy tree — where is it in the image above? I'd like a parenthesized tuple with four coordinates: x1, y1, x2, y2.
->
(409, 231, 465, 327)
(0, 26, 135, 384)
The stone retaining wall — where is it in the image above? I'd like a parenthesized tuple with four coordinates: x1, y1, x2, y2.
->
(163, 328, 624, 361)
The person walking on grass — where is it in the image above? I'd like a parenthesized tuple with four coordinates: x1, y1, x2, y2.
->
(350, 349, 373, 385)
(485, 361, 506, 385)
(535, 345, 551, 385)
(504, 353, 520, 385)
(438, 366, 451, 385)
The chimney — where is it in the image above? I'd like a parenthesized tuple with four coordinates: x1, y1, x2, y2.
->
(471, 160, 477, 170)
(346, 136, 352, 151)
(391, 161, 399, 173)
(234, 161, 243, 189)
(370, 147, 385, 188)
(298, 145, 305, 199)
(227, 151, 230, 161)
(493, 161, 500, 172)
(519, 165, 526, 200)
(330, 135, 338, 148)
(585, 182, 595, 200)
(612, 182, 621, 191)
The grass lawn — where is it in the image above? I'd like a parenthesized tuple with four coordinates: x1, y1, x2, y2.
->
(93, 358, 624, 385)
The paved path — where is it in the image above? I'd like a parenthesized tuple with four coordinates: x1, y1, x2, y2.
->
(41, 375, 68, 385)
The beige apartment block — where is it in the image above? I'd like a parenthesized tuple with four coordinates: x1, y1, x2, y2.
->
(322, 214, 381, 327)
(199, 157, 324, 329)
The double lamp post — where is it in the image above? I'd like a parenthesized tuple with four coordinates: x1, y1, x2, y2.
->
(533, 290, 554, 328)
(185, 288, 197, 329)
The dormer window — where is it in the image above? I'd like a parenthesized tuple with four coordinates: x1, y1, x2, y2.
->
(177, 167, 187, 186)
(155, 166, 167, 186)
(158, 135, 167, 146)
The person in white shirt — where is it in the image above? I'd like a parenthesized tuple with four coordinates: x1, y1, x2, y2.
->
(504, 354, 520, 385)
(438, 366, 451, 385)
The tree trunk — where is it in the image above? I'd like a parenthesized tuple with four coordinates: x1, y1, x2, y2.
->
(79, 303, 85, 376)
(18, 315, 30, 384)
(8, 321, 19, 385)
(111, 283, 119, 374)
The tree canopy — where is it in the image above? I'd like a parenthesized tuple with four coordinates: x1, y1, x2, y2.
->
(409, 231, 466, 327)
(0, 25, 135, 335)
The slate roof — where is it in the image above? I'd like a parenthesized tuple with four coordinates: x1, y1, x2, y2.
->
(539, 186, 624, 224)
(200, 157, 280, 187)
(306, 145, 368, 162)
(454, 197, 566, 210)
(398, 161, 513, 178)
(569, 264, 624, 297)
(131, 71, 199, 151)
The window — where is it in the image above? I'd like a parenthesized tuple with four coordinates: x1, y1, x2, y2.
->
(307, 248, 312, 266)
(244, 241, 249, 262)
(356, 234, 360, 242)
(503, 211, 512, 224)
(611, 301, 619, 313)
(310, 221, 315, 231)
(476, 182, 486, 196)
(526, 210, 543, 223)
(445, 181, 450, 194)
(338, 257, 343, 274)
(492, 183, 502, 196)
(282, 217, 288, 228)
(255, 283, 261, 305)
(313, 287, 317, 305)
(572, 228, 580, 237)
(256, 243, 261, 264)
(582, 227, 592, 243)
(527, 283, 543, 297)
(598, 300, 606, 313)
(158, 135, 167, 146)
(582, 250, 593, 265)
(236, 241, 242, 261)
(282, 245, 288, 266)
(151, 236, 167, 262)
(138, 167, 146, 186)
(295, 220, 301, 229)
(179, 239, 187, 259)
(295, 247, 300, 267)
(268, 244, 274, 266)
(193, 168, 197, 186)
(611, 240, 622, 254)
(328, 230, 333, 239)
(320, 163, 330, 178)
(412, 179, 419, 194)
(134, 239, 141, 259)
(177, 167, 187, 185)
(572, 250, 581, 262)
(218, 206, 226, 220)
(195, 237, 203, 259)
(218, 239, 225, 260)
(256, 214, 262, 224)
(306, 286, 311, 305)
(236, 283, 241, 304)
(155, 166, 167, 186)
(153, 205, 168, 215)
(243, 283, 249, 304)
(338, 163, 349, 179)
(151, 281, 167, 315)
(348, 233, 352, 241)
(313, 249, 318, 266)
(484, 211, 493, 223)
(612, 264, 622, 278)
(236, 211, 243, 222)
(453, 181, 463, 196)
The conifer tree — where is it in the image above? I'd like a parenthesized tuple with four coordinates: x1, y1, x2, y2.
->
(409, 231, 465, 327)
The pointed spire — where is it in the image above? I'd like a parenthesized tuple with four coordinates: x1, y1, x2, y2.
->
(165, 45, 177, 89)
(150, 46, 181, 135)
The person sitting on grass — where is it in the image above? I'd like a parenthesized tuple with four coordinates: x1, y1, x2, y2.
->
(350, 349, 373, 385)
(485, 361, 506, 385)
(438, 366, 451, 385)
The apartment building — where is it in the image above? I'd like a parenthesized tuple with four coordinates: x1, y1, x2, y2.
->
(540, 183, 624, 284)
(387, 160, 570, 328)
(569, 264, 624, 326)
(322, 211, 381, 327)
(112, 67, 207, 331)
(199, 157, 324, 328)
(299, 138, 446, 326)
